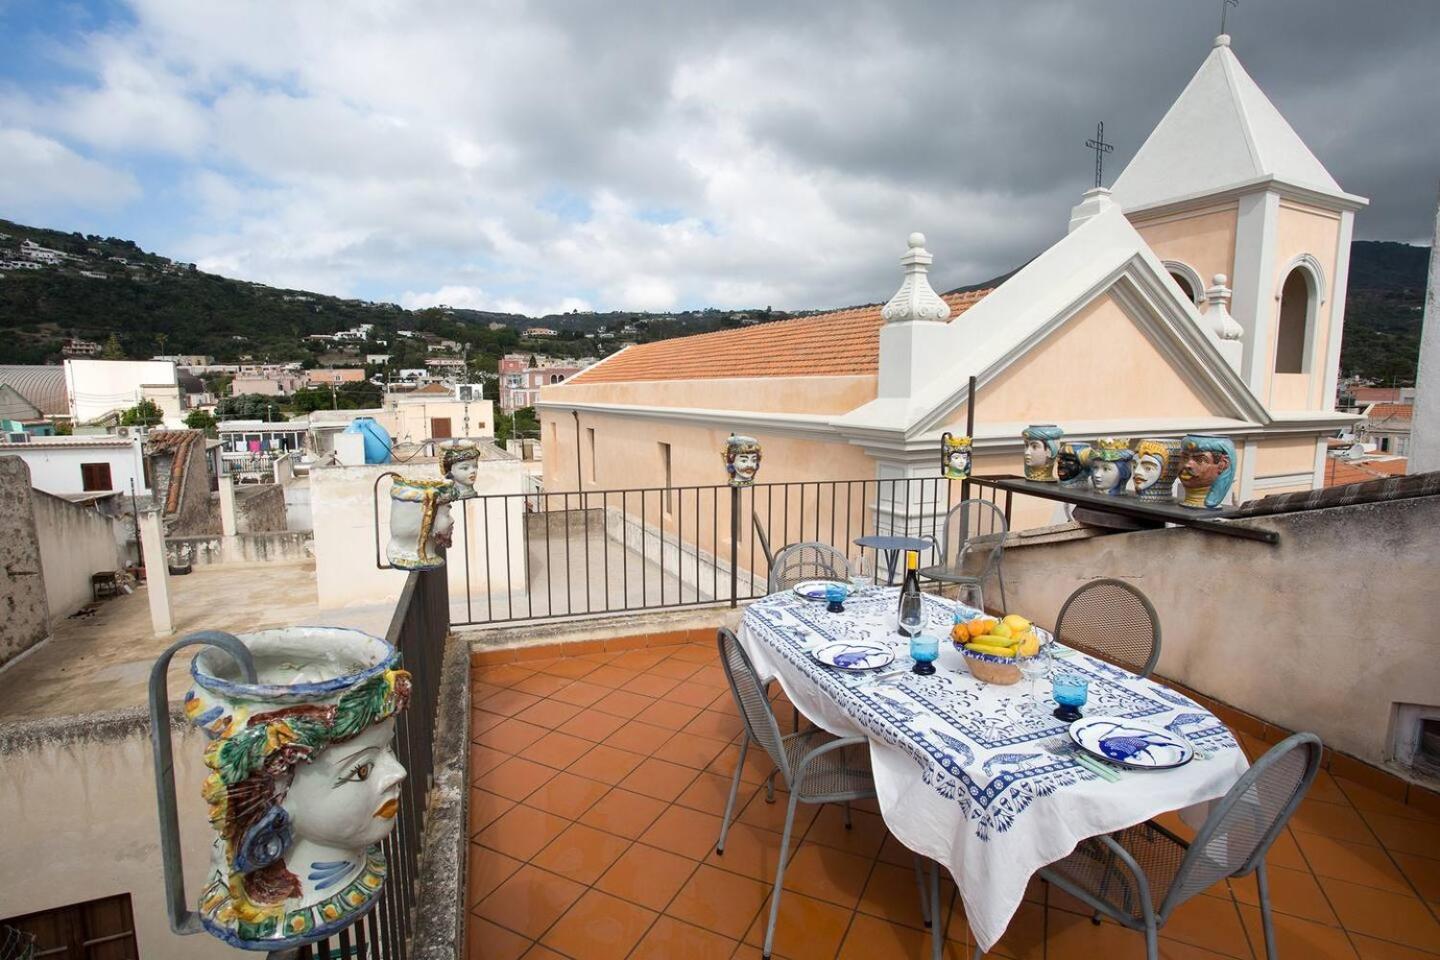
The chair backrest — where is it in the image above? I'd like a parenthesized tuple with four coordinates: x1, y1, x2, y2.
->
(753, 511, 775, 569)
(1054, 578, 1162, 678)
(768, 541, 849, 594)
(1159, 732, 1323, 921)
(716, 627, 793, 785)
(935, 499, 1008, 575)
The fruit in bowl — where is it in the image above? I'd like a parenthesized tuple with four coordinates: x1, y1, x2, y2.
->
(953, 613, 1041, 659)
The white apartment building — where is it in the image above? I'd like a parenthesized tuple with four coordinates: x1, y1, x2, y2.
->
(0, 434, 149, 497)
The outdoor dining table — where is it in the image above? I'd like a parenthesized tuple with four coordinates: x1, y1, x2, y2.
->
(738, 586, 1250, 952)
(852, 534, 935, 585)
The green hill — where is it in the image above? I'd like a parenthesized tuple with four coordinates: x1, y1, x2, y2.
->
(1339, 240, 1430, 384)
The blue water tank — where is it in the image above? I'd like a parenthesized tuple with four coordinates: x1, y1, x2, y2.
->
(344, 417, 393, 464)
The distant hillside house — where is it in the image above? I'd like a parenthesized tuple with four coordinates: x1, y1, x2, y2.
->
(305, 368, 367, 387)
(1358, 402, 1413, 456)
(64, 359, 185, 428)
(499, 353, 594, 414)
(523, 327, 559, 338)
(539, 34, 1365, 527)
(62, 338, 102, 357)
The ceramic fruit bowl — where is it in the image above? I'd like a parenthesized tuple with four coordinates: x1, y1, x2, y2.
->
(959, 646, 1023, 685)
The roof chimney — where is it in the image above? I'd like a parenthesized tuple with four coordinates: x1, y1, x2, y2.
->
(1068, 187, 1116, 232)
(882, 233, 951, 324)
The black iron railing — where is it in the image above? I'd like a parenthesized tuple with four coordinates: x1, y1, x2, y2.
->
(298, 566, 449, 960)
(375, 476, 1014, 627)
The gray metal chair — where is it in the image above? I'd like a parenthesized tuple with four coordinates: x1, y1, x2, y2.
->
(714, 628, 946, 959)
(917, 499, 1009, 610)
(1054, 578, 1162, 678)
(977, 732, 1323, 960)
(767, 541, 849, 594)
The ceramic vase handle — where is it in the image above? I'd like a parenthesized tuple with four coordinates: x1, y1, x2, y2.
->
(147, 631, 258, 936)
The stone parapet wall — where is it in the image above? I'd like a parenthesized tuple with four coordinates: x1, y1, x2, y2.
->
(165, 531, 312, 567)
(0, 457, 49, 667)
(235, 482, 287, 532)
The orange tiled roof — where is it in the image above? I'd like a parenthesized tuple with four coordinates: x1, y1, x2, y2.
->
(1323, 457, 1408, 487)
(1351, 386, 1403, 403)
(568, 289, 992, 384)
(1367, 402, 1413, 422)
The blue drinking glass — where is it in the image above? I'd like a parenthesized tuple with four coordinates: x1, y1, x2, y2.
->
(825, 583, 847, 613)
(1051, 672, 1090, 722)
(910, 633, 939, 676)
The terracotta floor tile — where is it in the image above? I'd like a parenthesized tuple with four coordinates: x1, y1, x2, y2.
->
(735, 787, 820, 836)
(1236, 902, 1356, 958)
(1363, 810, 1440, 858)
(466, 916, 532, 960)
(1159, 892, 1253, 958)
(636, 698, 705, 729)
(743, 889, 853, 960)
(484, 756, 559, 801)
(514, 698, 584, 730)
(470, 788, 517, 837)
(679, 771, 756, 817)
(1292, 831, 1414, 895)
(688, 664, 731, 689)
(471, 743, 512, 780)
(518, 947, 566, 960)
(623, 671, 682, 698)
(603, 719, 673, 756)
(651, 657, 704, 680)
(540, 888, 657, 960)
(667, 863, 772, 939)
(578, 787, 669, 839)
(478, 688, 545, 717)
(587, 664, 638, 689)
(473, 710, 509, 737)
(706, 742, 778, 787)
(705, 821, 795, 885)
(654, 731, 732, 770)
(1036, 910, 1152, 960)
(596, 842, 699, 911)
(640, 805, 726, 861)
(858, 859, 931, 931)
(615, 648, 671, 670)
(1292, 797, 1381, 845)
(981, 899, 1046, 960)
(537, 658, 594, 680)
(1392, 851, 1440, 902)
(630, 915, 737, 960)
(779, 841, 873, 908)
(555, 708, 628, 742)
(1350, 932, 1440, 959)
(1305, 770, 1353, 806)
(593, 688, 655, 719)
(838, 912, 946, 960)
(512, 672, 575, 698)
(474, 863, 586, 940)
(477, 805, 573, 862)
(477, 718, 552, 754)
(526, 730, 596, 770)
(525, 771, 612, 821)
(804, 804, 888, 859)
(1265, 828, 1309, 872)
(1317, 875, 1440, 952)
(618, 755, 702, 802)
(474, 664, 537, 687)
(549, 679, 610, 707)
(1229, 863, 1339, 925)
(567, 743, 647, 785)
(685, 709, 745, 741)
(469, 845, 524, 906)
(670, 680, 724, 708)
(531, 821, 632, 884)
(1340, 779, 1440, 823)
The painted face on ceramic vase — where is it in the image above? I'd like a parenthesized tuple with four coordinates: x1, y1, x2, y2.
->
(1056, 450, 1082, 483)
(448, 459, 479, 494)
(948, 450, 970, 475)
(732, 452, 759, 483)
(1133, 454, 1163, 492)
(431, 501, 455, 550)
(1089, 460, 1123, 494)
(1023, 439, 1049, 469)
(1179, 450, 1226, 488)
(284, 718, 406, 857)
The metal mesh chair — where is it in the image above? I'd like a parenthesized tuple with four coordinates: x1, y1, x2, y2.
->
(993, 732, 1321, 960)
(917, 499, 1009, 610)
(714, 628, 882, 958)
(767, 541, 850, 594)
(0, 926, 35, 960)
(1054, 578, 1162, 678)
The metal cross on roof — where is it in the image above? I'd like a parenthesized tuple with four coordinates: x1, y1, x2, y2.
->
(1221, 0, 1239, 35)
(1085, 122, 1114, 189)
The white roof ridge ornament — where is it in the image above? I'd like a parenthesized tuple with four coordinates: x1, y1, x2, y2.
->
(1205, 273, 1244, 341)
(882, 233, 951, 324)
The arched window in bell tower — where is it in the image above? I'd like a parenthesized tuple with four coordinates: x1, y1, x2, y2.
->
(1274, 268, 1313, 374)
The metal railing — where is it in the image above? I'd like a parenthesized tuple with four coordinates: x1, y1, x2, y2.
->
(374, 475, 1013, 627)
(296, 566, 450, 960)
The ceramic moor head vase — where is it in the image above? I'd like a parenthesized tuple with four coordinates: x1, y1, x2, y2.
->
(387, 477, 455, 570)
(185, 628, 410, 949)
(1021, 424, 1064, 482)
(1132, 438, 1182, 502)
(1178, 434, 1236, 510)
(1088, 437, 1134, 496)
(1056, 441, 1091, 488)
(439, 440, 481, 499)
(723, 434, 762, 487)
(941, 432, 972, 480)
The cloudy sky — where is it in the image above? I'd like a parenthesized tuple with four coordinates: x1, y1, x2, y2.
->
(1, 1, 1436, 316)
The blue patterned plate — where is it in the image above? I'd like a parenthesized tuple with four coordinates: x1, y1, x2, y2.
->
(792, 579, 852, 602)
(810, 642, 895, 671)
(1069, 717, 1195, 769)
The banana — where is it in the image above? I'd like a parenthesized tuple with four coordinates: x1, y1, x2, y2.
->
(978, 633, 1021, 648)
(965, 642, 1016, 658)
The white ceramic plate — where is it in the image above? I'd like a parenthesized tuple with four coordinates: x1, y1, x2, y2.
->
(1069, 717, 1195, 769)
(792, 579, 852, 602)
(811, 642, 895, 671)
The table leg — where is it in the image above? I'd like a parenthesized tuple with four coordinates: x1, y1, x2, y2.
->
(884, 549, 900, 585)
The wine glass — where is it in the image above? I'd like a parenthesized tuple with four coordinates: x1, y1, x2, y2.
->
(1016, 640, 1054, 722)
(954, 581, 985, 618)
(850, 553, 873, 595)
(897, 590, 924, 639)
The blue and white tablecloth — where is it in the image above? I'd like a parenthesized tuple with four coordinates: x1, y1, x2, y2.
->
(739, 587, 1248, 951)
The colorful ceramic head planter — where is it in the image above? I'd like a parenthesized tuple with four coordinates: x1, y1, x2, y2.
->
(1178, 434, 1236, 509)
(439, 441, 481, 498)
(1021, 424, 1064, 482)
(1088, 437, 1135, 496)
(387, 477, 455, 569)
(722, 434, 762, 487)
(1056, 442, 1092, 488)
(185, 628, 411, 949)
(941, 432, 972, 480)
(1132, 437, 1182, 502)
